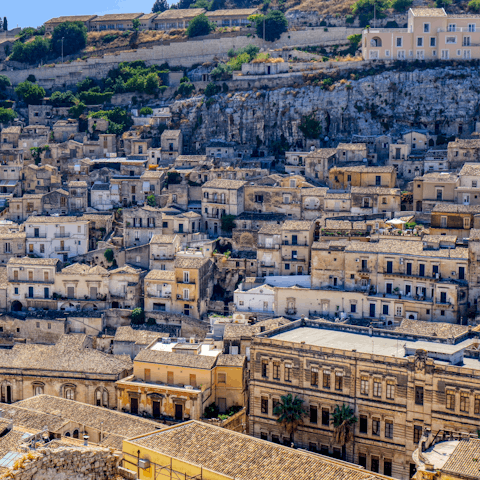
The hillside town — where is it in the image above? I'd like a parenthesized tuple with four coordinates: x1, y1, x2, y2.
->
(0, 1, 480, 480)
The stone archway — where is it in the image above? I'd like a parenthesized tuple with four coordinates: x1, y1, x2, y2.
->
(11, 301, 22, 312)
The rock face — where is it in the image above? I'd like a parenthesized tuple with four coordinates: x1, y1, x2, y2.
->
(171, 66, 480, 150)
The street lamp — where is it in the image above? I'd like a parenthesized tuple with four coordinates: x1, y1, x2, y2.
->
(61, 37, 64, 63)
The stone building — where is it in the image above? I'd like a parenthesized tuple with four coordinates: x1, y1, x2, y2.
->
(149, 234, 181, 271)
(249, 318, 480, 479)
(123, 206, 163, 247)
(329, 166, 397, 190)
(430, 204, 480, 238)
(350, 187, 401, 214)
(22, 164, 61, 194)
(116, 338, 246, 420)
(153, 9, 205, 30)
(0, 230, 25, 265)
(336, 143, 368, 163)
(90, 13, 143, 31)
(413, 172, 459, 213)
(304, 148, 336, 181)
(448, 138, 480, 169)
(0, 334, 132, 406)
(160, 130, 183, 160)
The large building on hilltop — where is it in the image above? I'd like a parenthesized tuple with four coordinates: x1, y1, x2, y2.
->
(363, 8, 480, 61)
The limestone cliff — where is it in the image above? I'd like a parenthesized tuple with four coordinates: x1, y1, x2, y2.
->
(170, 66, 480, 149)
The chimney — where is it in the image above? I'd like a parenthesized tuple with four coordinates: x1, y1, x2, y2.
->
(260, 326, 265, 333)
(83, 435, 89, 446)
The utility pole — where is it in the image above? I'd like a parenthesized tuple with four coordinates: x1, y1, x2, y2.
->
(263, 17, 265, 48)
(373, 1, 376, 28)
(61, 37, 64, 63)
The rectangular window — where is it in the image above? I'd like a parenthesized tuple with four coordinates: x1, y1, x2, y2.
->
(359, 415, 368, 434)
(440, 216, 447, 228)
(423, 23, 430, 33)
(311, 367, 319, 386)
(441, 50, 449, 59)
(144, 369, 151, 382)
(474, 395, 480, 414)
(382, 304, 389, 316)
(359, 453, 367, 469)
(350, 303, 357, 314)
(261, 397, 268, 414)
(323, 371, 331, 389)
(183, 271, 189, 283)
(460, 392, 470, 412)
(361, 376, 369, 395)
(386, 260, 393, 273)
(386, 380, 395, 400)
(322, 408, 329, 426)
(414, 425, 423, 444)
(273, 362, 280, 380)
(272, 399, 280, 416)
(469, 23, 476, 32)
(335, 373, 343, 391)
(372, 418, 380, 436)
(285, 363, 292, 382)
(218, 373, 226, 384)
(385, 420, 393, 439)
(396, 37, 403, 47)
(371, 456, 379, 473)
(167, 371, 174, 384)
(373, 379, 382, 397)
(415, 386, 424, 405)
(417, 37, 423, 47)
(430, 37, 436, 47)
(310, 406, 318, 424)
(384, 459, 393, 477)
(262, 360, 268, 378)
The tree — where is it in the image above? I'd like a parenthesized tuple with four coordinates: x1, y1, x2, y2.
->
(144, 72, 161, 94)
(146, 194, 156, 207)
(10, 37, 51, 64)
(15, 81, 45, 105)
(332, 404, 357, 461)
(132, 19, 141, 32)
(50, 90, 76, 107)
(391, 0, 413, 11)
(273, 394, 306, 445)
(435, 0, 452, 6)
(152, 0, 169, 12)
(221, 214, 236, 232)
(299, 114, 322, 139)
(69, 101, 86, 119)
(469, 0, 480, 10)
(254, 10, 288, 42)
(204, 82, 221, 97)
(104, 248, 114, 263)
(0, 108, 16, 124)
(51, 21, 87, 57)
(131, 307, 145, 325)
(0, 75, 11, 91)
(3, 17, 7, 31)
(351, 0, 391, 26)
(186, 14, 215, 37)
(139, 107, 153, 116)
(30, 145, 50, 165)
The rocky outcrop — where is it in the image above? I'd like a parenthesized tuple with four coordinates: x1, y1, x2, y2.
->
(171, 66, 480, 149)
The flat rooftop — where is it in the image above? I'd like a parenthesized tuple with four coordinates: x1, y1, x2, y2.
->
(270, 327, 477, 366)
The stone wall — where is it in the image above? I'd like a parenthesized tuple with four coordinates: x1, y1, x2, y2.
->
(0, 27, 362, 87)
(0, 446, 120, 480)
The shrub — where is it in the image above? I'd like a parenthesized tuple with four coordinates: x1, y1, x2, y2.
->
(76, 77, 96, 93)
(391, 0, 412, 11)
(177, 82, 195, 97)
(146, 194, 156, 206)
(204, 82, 221, 97)
(51, 21, 87, 57)
(89, 107, 133, 135)
(351, 0, 390, 26)
(131, 307, 145, 325)
(147, 317, 157, 326)
(152, 0, 169, 12)
(104, 249, 114, 262)
(10, 36, 51, 64)
(204, 403, 219, 418)
(221, 214, 236, 232)
(166, 171, 182, 185)
(15, 81, 45, 105)
(347, 34, 362, 48)
(102, 33, 118, 43)
(139, 106, 153, 116)
(0, 75, 11, 91)
(78, 89, 113, 105)
(50, 90, 76, 107)
(210, 62, 232, 80)
(186, 14, 215, 37)
(435, 0, 452, 6)
(69, 101, 86, 119)
(144, 72, 161, 94)
(0, 107, 17, 124)
(299, 113, 322, 139)
(227, 52, 250, 70)
(253, 11, 288, 42)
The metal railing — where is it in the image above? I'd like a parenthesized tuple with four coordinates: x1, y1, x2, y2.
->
(54, 233, 70, 238)
(55, 246, 70, 252)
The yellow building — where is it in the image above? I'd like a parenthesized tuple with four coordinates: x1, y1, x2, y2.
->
(329, 165, 397, 190)
(116, 339, 246, 421)
(363, 8, 480, 61)
(122, 420, 394, 480)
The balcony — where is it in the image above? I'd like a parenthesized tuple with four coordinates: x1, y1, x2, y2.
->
(437, 27, 477, 32)
(55, 246, 70, 252)
(24, 294, 51, 299)
(383, 271, 441, 281)
(149, 292, 172, 299)
(257, 244, 280, 250)
(282, 242, 309, 246)
(12, 279, 54, 284)
(54, 233, 71, 238)
(30, 234, 47, 239)
(206, 214, 221, 219)
(281, 256, 306, 261)
(359, 268, 371, 273)
(260, 262, 276, 267)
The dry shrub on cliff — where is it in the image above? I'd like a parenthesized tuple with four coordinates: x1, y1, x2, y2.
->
(266, 57, 285, 63)
(286, 0, 356, 14)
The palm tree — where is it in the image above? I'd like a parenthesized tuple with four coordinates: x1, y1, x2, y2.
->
(332, 403, 357, 461)
(273, 393, 306, 446)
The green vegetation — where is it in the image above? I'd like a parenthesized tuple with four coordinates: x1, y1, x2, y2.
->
(30, 145, 50, 165)
(152, 0, 169, 12)
(139, 106, 153, 116)
(299, 113, 322, 139)
(166, 171, 182, 185)
(89, 107, 133, 135)
(131, 307, 145, 325)
(221, 214, 236, 232)
(391, 0, 413, 11)
(10, 36, 50, 64)
(15, 81, 45, 105)
(50, 90, 76, 107)
(210, 62, 232, 80)
(78, 88, 113, 105)
(204, 82, 221, 97)
(332, 404, 357, 460)
(469, 0, 480, 10)
(347, 33, 362, 49)
(132, 19, 141, 32)
(146, 194, 157, 207)
(51, 21, 87, 57)
(186, 14, 216, 37)
(0, 107, 17, 124)
(253, 11, 288, 42)
(176, 82, 195, 97)
(435, 0, 452, 7)
(104, 61, 163, 95)
(273, 394, 306, 445)
(68, 102, 87, 119)
(104, 249, 114, 262)
(204, 403, 220, 418)
(351, 0, 391, 26)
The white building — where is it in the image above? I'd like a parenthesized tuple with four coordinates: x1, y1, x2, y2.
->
(91, 183, 115, 211)
(234, 284, 275, 314)
(25, 216, 89, 261)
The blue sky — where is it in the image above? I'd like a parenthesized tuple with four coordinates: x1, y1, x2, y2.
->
(3, 0, 170, 28)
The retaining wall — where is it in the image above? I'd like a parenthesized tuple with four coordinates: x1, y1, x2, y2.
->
(0, 27, 362, 87)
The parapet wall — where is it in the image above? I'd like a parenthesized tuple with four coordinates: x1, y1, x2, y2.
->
(0, 27, 362, 87)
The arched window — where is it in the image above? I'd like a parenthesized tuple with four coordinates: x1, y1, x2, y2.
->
(73, 429, 79, 439)
(371, 37, 382, 47)
(64, 431, 71, 437)
(65, 389, 74, 400)
(95, 388, 109, 408)
(34, 385, 43, 396)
